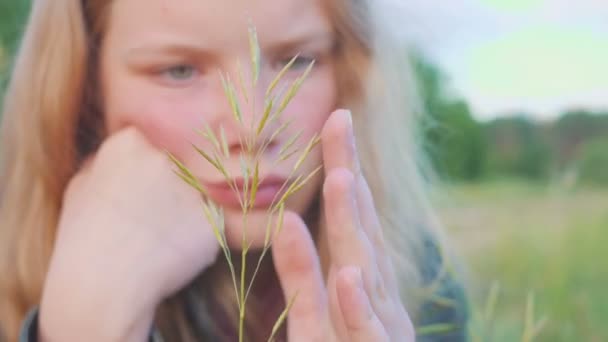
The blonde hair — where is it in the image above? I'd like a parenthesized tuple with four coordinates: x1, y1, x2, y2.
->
(0, 0, 448, 340)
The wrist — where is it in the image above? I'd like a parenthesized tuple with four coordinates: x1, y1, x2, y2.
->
(39, 270, 158, 342)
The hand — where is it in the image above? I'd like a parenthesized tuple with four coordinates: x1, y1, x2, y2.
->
(272, 110, 415, 341)
(39, 127, 220, 341)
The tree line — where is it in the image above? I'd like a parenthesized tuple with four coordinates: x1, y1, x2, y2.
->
(413, 55, 608, 186)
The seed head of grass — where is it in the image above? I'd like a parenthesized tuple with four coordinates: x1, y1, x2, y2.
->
(167, 20, 321, 342)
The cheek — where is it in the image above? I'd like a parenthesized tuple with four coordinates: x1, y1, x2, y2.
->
(105, 85, 209, 155)
(287, 74, 337, 140)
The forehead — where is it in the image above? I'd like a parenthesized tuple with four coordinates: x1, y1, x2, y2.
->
(107, 0, 332, 48)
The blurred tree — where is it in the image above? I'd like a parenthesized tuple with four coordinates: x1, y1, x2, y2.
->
(0, 0, 31, 53)
(430, 100, 486, 181)
(1, 0, 31, 106)
(0, 44, 5, 72)
(484, 115, 552, 180)
(551, 110, 608, 168)
(412, 53, 487, 181)
(577, 137, 608, 186)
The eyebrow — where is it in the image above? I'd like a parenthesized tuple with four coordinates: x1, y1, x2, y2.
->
(124, 31, 336, 61)
(263, 31, 337, 55)
(124, 41, 219, 62)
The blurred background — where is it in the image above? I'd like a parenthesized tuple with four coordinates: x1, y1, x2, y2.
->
(405, 1, 608, 341)
(1, 1, 606, 341)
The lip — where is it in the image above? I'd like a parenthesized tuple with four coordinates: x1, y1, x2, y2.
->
(202, 175, 289, 209)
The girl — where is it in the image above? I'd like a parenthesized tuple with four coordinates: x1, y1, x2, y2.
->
(0, 0, 468, 341)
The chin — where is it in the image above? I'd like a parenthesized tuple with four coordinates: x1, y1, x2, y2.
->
(222, 208, 276, 250)
(219, 195, 319, 251)
(210, 180, 322, 251)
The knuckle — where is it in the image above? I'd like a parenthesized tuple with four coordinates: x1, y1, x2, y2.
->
(63, 172, 86, 199)
(281, 241, 315, 275)
(374, 273, 389, 302)
(324, 168, 354, 194)
(99, 127, 149, 156)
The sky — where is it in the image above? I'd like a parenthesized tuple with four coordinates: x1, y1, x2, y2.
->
(398, 0, 608, 121)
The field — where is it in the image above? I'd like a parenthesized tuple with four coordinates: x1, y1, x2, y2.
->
(438, 180, 608, 341)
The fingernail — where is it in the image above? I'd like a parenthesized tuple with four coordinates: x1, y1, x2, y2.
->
(345, 110, 354, 140)
(343, 110, 361, 175)
(345, 109, 353, 128)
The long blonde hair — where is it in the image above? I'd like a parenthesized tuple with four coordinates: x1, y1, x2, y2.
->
(0, 0, 447, 340)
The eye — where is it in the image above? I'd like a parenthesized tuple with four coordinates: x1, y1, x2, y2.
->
(278, 55, 316, 70)
(163, 64, 198, 81)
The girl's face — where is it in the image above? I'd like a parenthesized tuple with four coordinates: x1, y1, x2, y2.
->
(100, 0, 337, 248)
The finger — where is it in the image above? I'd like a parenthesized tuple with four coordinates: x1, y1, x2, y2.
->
(321, 109, 360, 175)
(321, 109, 384, 260)
(355, 174, 399, 298)
(322, 110, 405, 339)
(322, 109, 398, 297)
(322, 167, 374, 270)
(272, 212, 327, 341)
(324, 168, 392, 327)
(336, 266, 390, 342)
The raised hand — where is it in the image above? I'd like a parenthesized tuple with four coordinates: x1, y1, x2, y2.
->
(272, 109, 415, 341)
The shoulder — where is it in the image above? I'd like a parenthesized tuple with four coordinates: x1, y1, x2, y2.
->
(416, 233, 470, 342)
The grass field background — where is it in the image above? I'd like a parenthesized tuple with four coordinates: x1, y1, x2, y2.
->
(438, 180, 607, 341)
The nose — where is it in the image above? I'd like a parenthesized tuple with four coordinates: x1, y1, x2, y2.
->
(210, 63, 281, 157)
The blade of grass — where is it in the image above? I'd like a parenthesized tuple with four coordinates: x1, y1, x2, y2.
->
(279, 130, 302, 157)
(192, 143, 221, 171)
(196, 124, 222, 153)
(292, 134, 320, 172)
(267, 292, 299, 342)
(256, 96, 275, 135)
(236, 59, 249, 104)
(274, 60, 315, 118)
(283, 165, 322, 200)
(279, 148, 300, 163)
(265, 53, 300, 97)
(166, 152, 208, 196)
(239, 154, 250, 210)
(256, 117, 294, 164)
(249, 162, 260, 210)
(248, 22, 260, 86)
(484, 281, 500, 321)
(201, 201, 225, 249)
(417, 324, 458, 337)
(220, 125, 230, 158)
(219, 72, 243, 124)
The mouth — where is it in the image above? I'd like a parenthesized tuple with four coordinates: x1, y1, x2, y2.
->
(202, 175, 289, 209)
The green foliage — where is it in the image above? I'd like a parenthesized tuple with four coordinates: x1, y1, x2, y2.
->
(428, 100, 486, 181)
(443, 182, 608, 341)
(0, 0, 31, 54)
(551, 110, 608, 167)
(0, 0, 31, 107)
(413, 53, 487, 181)
(412, 50, 608, 184)
(577, 137, 608, 186)
(468, 283, 547, 342)
(483, 116, 552, 180)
